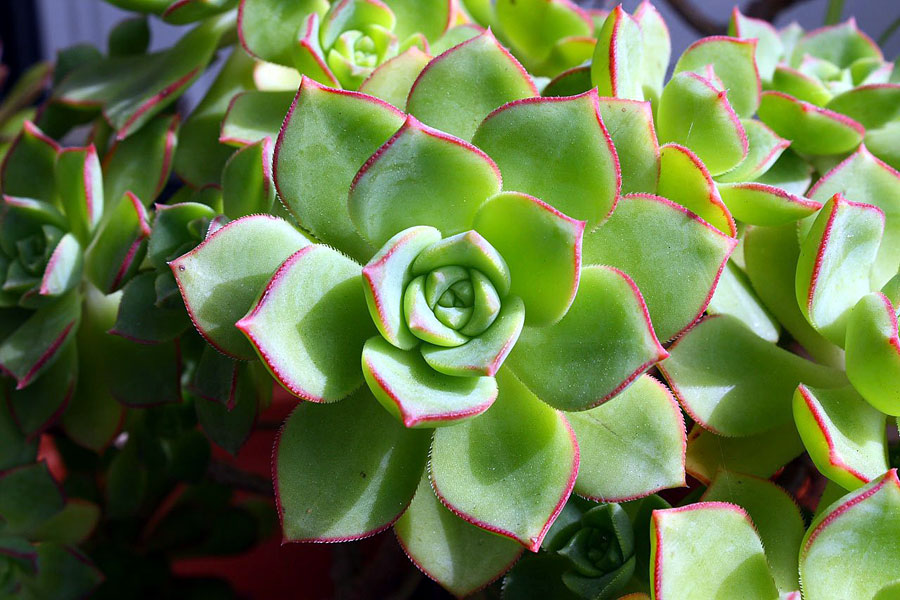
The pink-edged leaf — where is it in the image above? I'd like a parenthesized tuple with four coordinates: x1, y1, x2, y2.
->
(394, 472, 523, 597)
(361, 336, 498, 428)
(236, 244, 374, 401)
(718, 182, 822, 226)
(0, 291, 80, 390)
(1, 121, 59, 203)
(585, 193, 737, 341)
(84, 191, 151, 294)
(657, 71, 748, 176)
(358, 47, 432, 109)
(800, 470, 900, 600)
(657, 143, 735, 236)
(633, 0, 671, 98)
(651, 502, 779, 599)
(362, 226, 442, 350)
(430, 367, 578, 552)
(348, 115, 502, 248)
(825, 83, 900, 130)
(102, 113, 178, 208)
(275, 386, 431, 542)
(170, 215, 311, 360)
(790, 18, 883, 69)
(473, 191, 584, 326)
(807, 145, 900, 290)
(274, 77, 405, 262)
(590, 5, 643, 100)
(406, 29, 537, 141)
(846, 292, 900, 415)
(4, 341, 75, 439)
(674, 36, 761, 117)
(220, 90, 294, 147)
(221, 137, 275, 218)
(716, 119, 790, 184)
(238, 0, 328, 65)
(162, 0, 236, 24)
(795, 193, 885, 346)
(471, 90, 620, 229)
(729, 7, 783, 81)
(685, 422, 805, 485)
(659, 315, 847, 437)
(542, 64, 593, 98)
(758, 91, 864, 155)
(505, 265, 668, 412)
(595, 97, 659, 195)
(494, 0, 592, 73)
(382, 0, 452, 41)
(569, 374, 686, 502)
(707, 261, 781, 343)
(771, 64, 833, 106)
(794, 384, 888, 490)
(56, 145, 103, 243)
(289, 13, 338, 87)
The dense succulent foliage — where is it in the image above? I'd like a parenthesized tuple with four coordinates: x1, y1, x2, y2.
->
(0, 0, 898, 598)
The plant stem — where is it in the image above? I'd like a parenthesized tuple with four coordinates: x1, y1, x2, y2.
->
(824, 0, 844, 25)
(879, 16, 900, 46)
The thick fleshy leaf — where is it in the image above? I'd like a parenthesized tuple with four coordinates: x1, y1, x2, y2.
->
(825, 84, 900, 130)
(796, 194, 884, 346)
(494, 0, 591, 67)
(729, 7, 782, 81)
(542, 64, 593, 98)
(238, 0, 328, 65)
(221, 137, 275, 218)
(0, 461, 64, 535)
(707, 261, 780, 343)
(651, 503, 779, 599)
(758, 91, 864, 155)
(756, 149, 813, 197)
(743, 224, 844, 367)
(471, 91, 619, 229)
(657, 144, 735, 236)
(362, 336, 498, 427)
(595, 98, 659, 195)
(0, 394, 38, 470)
(5, 341, 75, 438)
(363, 226, 442, 350)
(84, 192, 151, 294)
(147, 202, 216, 270)
(39, 234, 84, 298)
(807, 145, 900, 290)
(718, 182, 822, 226)
(411, 230, 511, 296)
(421, 296, 525, 377)
(674, 36, 760, 117)
(55, 13, 232, 138)
(800, 470, 900, 600)
(430, 367, 578, 551)
(288, 12, 338, 87)
(771, 64, 833, 106)
(473, 192, 583, 325)
(685, 422, 805, 485)
(794, 384, 888, 490)
(505, 265, 667, 412)
(716, 119, 790, 184)
(358, 47, 432, 109)
(865, 121, 900, 171)
(104, 338, 182, 408)
(633, 1, 670, 98)
(846, 292, 900, 415)
(19, 543, 103, 600)
(659, 315, 846, 437)
(109, 272, 189, 344)
(585, 193, 736, 341)
(382, 0, 451, 41)
(590, 6, 643, 100)
(162, 0, 237, 24)
(702, 472, 804, 592)
(220, 91, 293, 147)
(568, 374, 685, 502)
(237, 244, 373, 401)
(195, 360, 269, 454)
(406, 30, 537, 141)
(349, 115, 501, 248)
(171, 215, 311, 359)
(56, 145, 102, 243)
(0, 291, 80, 389)
(790, 19, 882, 69)
(274, 77, 405, 262)
(657, 71, 747, 176)
(30, 499, 100, 544)
(1, 121, 59, 202)
(395, 472, 522, 596)
(102, 113, 178, 208)
(275, 386, 430, 541)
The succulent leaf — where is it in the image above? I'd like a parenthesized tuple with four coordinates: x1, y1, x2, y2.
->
(633, 1, 671, 98)
(275, 386, 430, 542)
(590, 6, 643, 101)
(657, 143, 735, 236)
(0, 461, 64, 536)
(4, 341, 76, 438)
(237, 244, 374, 401)
(221, 137, 276, 218)
(845, 292, 900, 415)
(1, 121, 59, 203)
(728, 7, 782, 81)
(56, 145, 103, 244)
(220, 90, 294, 147)
(102, 113, 179, 208)
(358, 47, 432, 109)
(238, 0, 329, 65)
(790, 19, 882, 69)
(506, 265, 667, 412)
(110, 271, 189, 344)
(568, 374, 685, 502)
(429, 367, 578, 551)
(84, 192, 151, 294)
(718, 182, 822, 226)
(170, 214, 311, 360)
(594, 97, 659, 195)
(706, 261, 780, 343)
(825, 83, 900, 130)
(674, 36, 761, 117)
(758, 91, 864, 155)
(471, 91, 619, 230)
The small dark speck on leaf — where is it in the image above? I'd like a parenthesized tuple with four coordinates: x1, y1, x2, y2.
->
(178, 265, 185, 271)
(360, 471, 367, 478)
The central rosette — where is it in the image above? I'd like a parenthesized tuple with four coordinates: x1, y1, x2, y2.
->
(360, 226, 527, 427)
